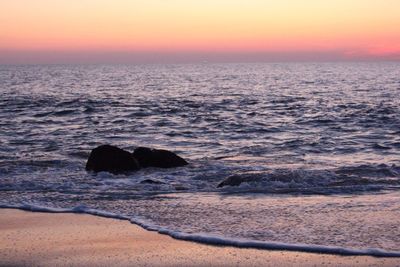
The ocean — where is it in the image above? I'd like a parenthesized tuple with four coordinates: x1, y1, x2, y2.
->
(0, 62, 399, 256)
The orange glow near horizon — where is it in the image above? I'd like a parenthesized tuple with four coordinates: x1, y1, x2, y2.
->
(1, 0, 400, 62)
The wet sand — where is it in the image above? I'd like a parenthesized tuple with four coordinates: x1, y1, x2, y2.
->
(0, 209, 397, 267)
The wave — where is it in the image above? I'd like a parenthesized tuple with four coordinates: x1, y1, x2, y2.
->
(1, 203, 399, 257)
(217, 164, 400, 194)
(1, 157, 399, 195)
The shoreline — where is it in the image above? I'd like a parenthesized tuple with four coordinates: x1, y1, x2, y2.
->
(2, 204, 399, 258)
(1, 208, 398, 267)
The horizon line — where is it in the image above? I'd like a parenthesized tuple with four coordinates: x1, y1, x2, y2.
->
(1, 50, 399, 65)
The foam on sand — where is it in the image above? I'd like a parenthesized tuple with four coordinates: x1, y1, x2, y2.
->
(1, 203, 399, 258)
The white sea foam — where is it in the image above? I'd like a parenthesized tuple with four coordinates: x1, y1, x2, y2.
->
(1, 203, 399, 257)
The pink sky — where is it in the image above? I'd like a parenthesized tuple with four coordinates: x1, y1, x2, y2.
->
(1, 0, 399, 63)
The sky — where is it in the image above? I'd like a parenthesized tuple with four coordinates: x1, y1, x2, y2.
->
(1, 0, 400, 64)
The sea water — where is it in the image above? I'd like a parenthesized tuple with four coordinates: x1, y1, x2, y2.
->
(0, 63, 399, 256)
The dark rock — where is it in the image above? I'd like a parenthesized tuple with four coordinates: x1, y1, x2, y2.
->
(174, 185, 188, 191)
(132, 147, 188, 168)
(86, 145, 140, 173)
(140, 179, 165, 184)
(217, 174, 262, 188)
(217, 175, 243, 187)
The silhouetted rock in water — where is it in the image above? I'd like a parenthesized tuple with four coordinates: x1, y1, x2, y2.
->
(217, 174, 262, 188)
(86, 145, 140, 174)
(86, 145, 188, 174)
(133, 147, 188, 168)
(140, 179, 165, 184)
(217, 175, 243, 187)
(174, 184, 188, 191)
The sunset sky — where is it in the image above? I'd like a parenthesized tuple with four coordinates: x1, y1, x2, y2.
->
(1, 0, 400, 63)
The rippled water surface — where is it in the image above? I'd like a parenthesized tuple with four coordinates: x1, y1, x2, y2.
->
(1, 63, 400, 254)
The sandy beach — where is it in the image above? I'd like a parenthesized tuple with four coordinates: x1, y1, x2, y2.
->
(0, 209, 397, 267)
